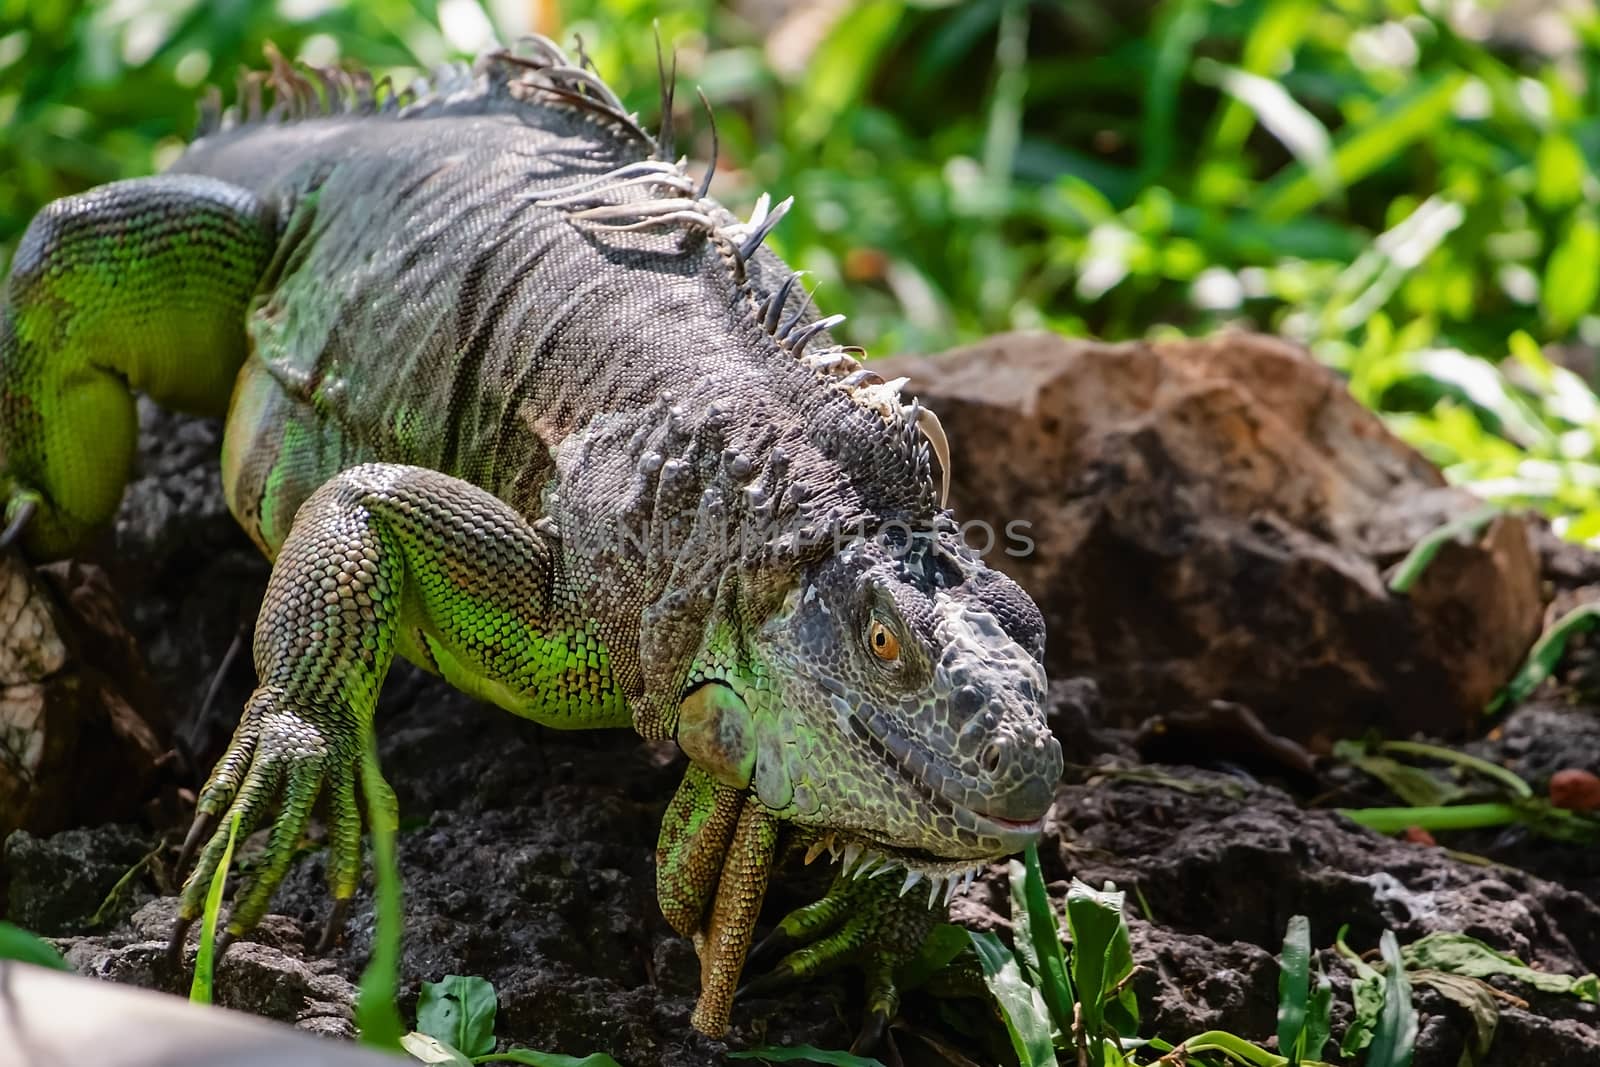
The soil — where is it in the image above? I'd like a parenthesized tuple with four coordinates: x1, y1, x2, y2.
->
(6, 371, 1600, 1065)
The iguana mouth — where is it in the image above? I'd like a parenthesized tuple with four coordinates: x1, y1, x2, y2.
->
(797, 827, 1004, 909)
(841, 701, 1050, 845)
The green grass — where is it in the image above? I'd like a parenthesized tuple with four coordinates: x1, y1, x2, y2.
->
(188, 810, 240, 1005)
(1335, 737, 1600, 842)
(8, 0, 1600, 539)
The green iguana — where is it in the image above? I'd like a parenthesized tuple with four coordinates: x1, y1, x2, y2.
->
(0, 37, 1062, 1041)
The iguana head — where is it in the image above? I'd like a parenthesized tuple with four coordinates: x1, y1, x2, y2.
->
(679, 529, 1061, 897)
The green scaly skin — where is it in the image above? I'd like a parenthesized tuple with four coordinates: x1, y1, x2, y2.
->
(0, 37, 1063, 1041)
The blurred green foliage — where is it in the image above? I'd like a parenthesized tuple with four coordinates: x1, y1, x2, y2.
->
(8, 0, 1600, 536)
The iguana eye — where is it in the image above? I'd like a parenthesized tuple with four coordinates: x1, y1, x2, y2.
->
(867, 620, 900, 664)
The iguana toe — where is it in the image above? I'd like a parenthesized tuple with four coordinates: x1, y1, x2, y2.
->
(734, 960, 795, 999)
(314, 898, 352, 954)
(0, 493, 37, 552)
(849, 1006, 892, 1057)
(164, 916, 194, 969)
(174, 809, 219, 878)
(743, 925, 798, 972)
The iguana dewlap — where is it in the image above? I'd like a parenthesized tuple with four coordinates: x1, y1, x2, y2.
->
(0, 37, 1062, 1040)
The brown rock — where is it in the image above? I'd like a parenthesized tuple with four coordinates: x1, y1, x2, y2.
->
(0, 553, 164, 838)
(878, 331, 1543, 746)
(1549, 767, 1600, 811)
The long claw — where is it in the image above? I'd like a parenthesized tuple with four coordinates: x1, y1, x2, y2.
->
(735, 960, 795, 999)
(165, 916, 194, 969)
(0, 497, 37, 552)
(176, 810, 219, 876)
(745, 925, 797, 972)
(315, 898, 352, 954)
(851, 1008, 892, 1056)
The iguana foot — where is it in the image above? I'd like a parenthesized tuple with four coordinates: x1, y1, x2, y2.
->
(741, 863, 944, 1052)
(174, 686, 366, 944)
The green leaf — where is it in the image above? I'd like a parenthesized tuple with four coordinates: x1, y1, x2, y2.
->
(1337, 927, 1384, 1057)
(1331, 744, 1467, 809)
(1066, 878, 1139, 1057)
(729, 1046, 885, 1066)
(403, 1032, 474, 1066)
(1140, 0, 1209, 186)
(1276, 915, 1310, 1063)
(1409, 971, 1498, 1065)
(0, 921, 69, 971)
(791, 0, 903, 146)
(1207, 0, 1315, 160)
(1194, 59, 1334, 199)
(1169, 1030, 1287, 1066)
(189, 810, 240, 1006)
(1336, 803, 1520, 835)
(1535, 134, 1587, 213)
(1386, 505, 1502, 594)
(969, 930, 1056, 1067)
(356, 738, 407, 1050)
(1366, 932, 1418, 1067)
(1259, 73, 1466, 221)
(1544, 208, 1600, 334)
(1303, 961, 1333, 1064)
(1495, 602, 1600, 712)
(1376, 741, 1534, 801)
(417, 975, 498, 1059)
(1402, 932, 1599, 1001)
(1011, 843, 1075, 1034)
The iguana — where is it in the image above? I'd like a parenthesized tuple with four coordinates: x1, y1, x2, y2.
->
(0, 37, 1062, 1041)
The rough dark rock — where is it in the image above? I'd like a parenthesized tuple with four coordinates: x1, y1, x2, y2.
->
(877, 331, 1544, 747)
(4, 823, 157, 933)
(1039, 767, 1600, 1066)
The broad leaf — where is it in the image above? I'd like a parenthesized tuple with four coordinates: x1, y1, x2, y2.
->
(1409, 971, 1498, 1065)
(0, 921, 70, 971)
(969, 930, 1056, 1067)
(1366, 932, 1418, 1067)
(418, 975, 498, 1059)
(1066, 879, 1139, 1054)
(1402, 932, 1599, 1001)
(402, 1032, 473, 1065)
(1276, 915, 1310, 1063)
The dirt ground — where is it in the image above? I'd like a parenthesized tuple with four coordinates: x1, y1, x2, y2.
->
(6, 342, 1600, 1064)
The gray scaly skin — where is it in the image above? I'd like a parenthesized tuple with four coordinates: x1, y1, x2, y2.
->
(0, 37, 1063, 1040)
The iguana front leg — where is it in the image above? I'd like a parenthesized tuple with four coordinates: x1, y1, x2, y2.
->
(656, 766, 781, 1035)
(172, 462, 562, 947)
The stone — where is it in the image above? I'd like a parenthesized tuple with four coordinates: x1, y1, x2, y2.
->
(877, 330, 1544, 746)
(4, 823, 157, 934)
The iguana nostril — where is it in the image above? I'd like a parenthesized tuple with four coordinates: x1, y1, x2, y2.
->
(980, 741, 1003, 772)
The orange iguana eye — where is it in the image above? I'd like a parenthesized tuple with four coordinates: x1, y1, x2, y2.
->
(868, 620, 900, 663)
